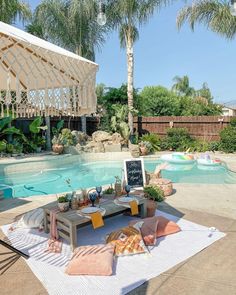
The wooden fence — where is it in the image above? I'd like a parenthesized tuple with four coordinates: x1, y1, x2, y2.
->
(14, 116, 99, 136)
(133, 116, 234, 141)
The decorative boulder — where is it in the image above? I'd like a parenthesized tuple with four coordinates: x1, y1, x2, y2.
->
(92, 131, 112, 142)
(112, 132, 123, 144)
(71, 131, 88, 144)
(104, 143, 121, 152)
(93, 142, 105, 153)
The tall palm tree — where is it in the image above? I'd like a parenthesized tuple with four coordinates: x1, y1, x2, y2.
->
(177, 0, 236, 39)
(107, 0, 170, 136)
(29, 0, 108, 61)
(0, 0, 31, 24)
(172, 75, 195, 96)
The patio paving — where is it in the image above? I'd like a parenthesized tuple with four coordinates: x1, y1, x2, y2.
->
(0, 153, 236, 294)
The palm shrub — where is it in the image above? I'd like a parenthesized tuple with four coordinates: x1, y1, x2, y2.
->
(220, 126, 236, 153)
(140, 133, 161, 152)
(162, 128, 193, 151)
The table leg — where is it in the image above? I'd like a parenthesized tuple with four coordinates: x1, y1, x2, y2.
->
(44, 211, 49, 233)
(70, 225, 77, 251)
(140, 201, 147, 218)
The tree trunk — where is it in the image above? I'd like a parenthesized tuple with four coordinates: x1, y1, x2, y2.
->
(45, 116, 51, 151)
(126, 39, 134, 136)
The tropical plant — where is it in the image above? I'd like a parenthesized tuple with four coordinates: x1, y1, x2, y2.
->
(144, 185, 165, 202)
(140, 133, 161, 151)
(139, 140, 152, 154)
(52, 120, 64, 137)
(177, 0, 236, 40)
(172, 75, 195, 97)
(110, 104, 130, 141)
(30, 0, 108, 60)
(0, 117, 22, 138)
(0, 0, 31, 24)
(162, 127, 194, 151)
(107, 0, 170, 135)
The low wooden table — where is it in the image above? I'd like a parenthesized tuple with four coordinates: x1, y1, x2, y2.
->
(43, 195, 147, 250)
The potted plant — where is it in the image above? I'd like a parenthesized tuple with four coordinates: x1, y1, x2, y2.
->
(139, 141, 152, 156)
(102, 186, 115, 199)
(143, 185, 165, 217)
(57, 194, 70, 212)
(52, 120, 64, 154)
(52, 134, 64, 154)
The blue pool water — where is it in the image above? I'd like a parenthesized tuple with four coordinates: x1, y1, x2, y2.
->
(1, 159, 236, 198)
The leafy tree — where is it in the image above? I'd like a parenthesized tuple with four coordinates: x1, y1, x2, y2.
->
(0, 0, 31, 24)
(138, 86, 181, 116)
(172, 75, 195, 96)
(195, 82, 213, 103)
(29, 0, 108, 60)
(107, 0, 171, 134)
(177, 0, 236, 40)
(96, 83, 106, 104)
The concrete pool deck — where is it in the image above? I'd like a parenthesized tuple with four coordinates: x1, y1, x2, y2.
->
(0, 152, 236, 294)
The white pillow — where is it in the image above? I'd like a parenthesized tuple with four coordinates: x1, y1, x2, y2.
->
(19, 208, 44, 229)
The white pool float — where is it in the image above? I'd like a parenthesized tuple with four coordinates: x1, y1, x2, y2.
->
(161, 152, 196, 164)
(197, 158, 222, 166)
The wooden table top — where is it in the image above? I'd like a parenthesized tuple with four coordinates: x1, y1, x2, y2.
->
(43, 195, 146, 227)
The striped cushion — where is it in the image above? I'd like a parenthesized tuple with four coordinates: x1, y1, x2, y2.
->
(20, 208, 44, 228)
(65, 244, 115, 276)
(106, 224, 148, 256)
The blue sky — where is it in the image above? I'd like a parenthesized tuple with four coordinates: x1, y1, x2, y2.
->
(21, 0, 236, 103)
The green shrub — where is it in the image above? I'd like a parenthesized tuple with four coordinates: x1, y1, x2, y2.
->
(230, 117, 236, 127)
(0, 140, 7, 152)
(140, 133, 161, 151)
(144, 185, 165, 202)
(208, 141, 220, 152)
(220, 126, 236, 153)
(162, 128, 193, 151)
(189, 140, 209, 152)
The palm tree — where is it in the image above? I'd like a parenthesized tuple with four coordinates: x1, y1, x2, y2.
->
(29, 0, 107, 61)
(172, 75, 195, 96)
(107, 0, 170, 136)
(0, 0, 31, 24)
(177, 0, 236, 39)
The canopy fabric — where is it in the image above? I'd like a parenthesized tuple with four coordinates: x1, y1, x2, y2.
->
(0, 21, 98, 118)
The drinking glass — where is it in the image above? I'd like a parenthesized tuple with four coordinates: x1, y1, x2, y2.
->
(96, 186, 102, 199)
(124, 184, 131, 198)
(89, 192, 97, 207)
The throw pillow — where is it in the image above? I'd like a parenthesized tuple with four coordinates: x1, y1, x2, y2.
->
(18, 208, 44, 229)
(129, 216, 159, 246)
(106, 223, 148, 256)
(156, 216, 181, 238)
(65, 244, 115, 276)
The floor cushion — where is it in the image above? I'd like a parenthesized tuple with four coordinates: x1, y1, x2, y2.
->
(65, 244, 115, 276)
(106, 223, 148, 256)
(129, 216, 159, 246)
(156, 216, 181, 238)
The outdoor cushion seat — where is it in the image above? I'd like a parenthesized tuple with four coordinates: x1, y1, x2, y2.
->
(65, 244, 115, 276)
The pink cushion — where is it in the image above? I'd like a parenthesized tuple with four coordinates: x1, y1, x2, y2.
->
(129, 215, 181, 244)
(129, 216, 159, 246)
(156, 216, 181, 238)
(65, 244, 115, 276)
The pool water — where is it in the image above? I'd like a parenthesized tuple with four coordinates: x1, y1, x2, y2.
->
(1, 159, 236, 198)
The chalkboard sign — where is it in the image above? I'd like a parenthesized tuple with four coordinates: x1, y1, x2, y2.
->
(124, 159, 146, 188)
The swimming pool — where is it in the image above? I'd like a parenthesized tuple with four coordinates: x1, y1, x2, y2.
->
(1, 158, 236, 199)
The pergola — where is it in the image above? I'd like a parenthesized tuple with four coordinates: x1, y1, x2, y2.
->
(0, 21, 98, 119)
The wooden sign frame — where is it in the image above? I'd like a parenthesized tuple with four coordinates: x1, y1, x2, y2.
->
(123, 158, 146, 189)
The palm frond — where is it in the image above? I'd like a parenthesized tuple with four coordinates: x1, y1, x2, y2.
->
(177, 0, 236, 39)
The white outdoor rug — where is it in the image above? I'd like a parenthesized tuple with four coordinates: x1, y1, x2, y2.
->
(1, 210, 225, 295)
